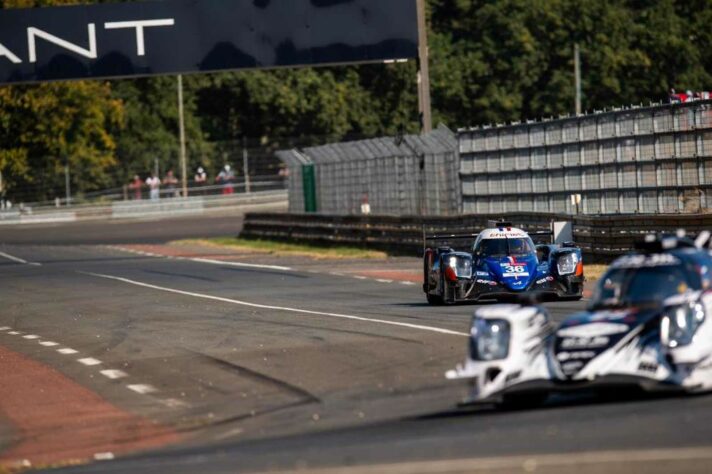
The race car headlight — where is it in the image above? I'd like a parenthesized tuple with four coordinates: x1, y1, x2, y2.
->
(661, 302, 705, 348)
(447, 255, 473, 279)
(469, 318, 510, 361)
(557, 252, 579, 275)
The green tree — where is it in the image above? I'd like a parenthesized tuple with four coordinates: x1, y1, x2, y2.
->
(0, 81, 122, 202)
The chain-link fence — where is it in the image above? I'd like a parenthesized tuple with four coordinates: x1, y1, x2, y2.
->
(0, 138, 287, 211)
(459, 100, 712, 215)
(277, 125, 460, 216)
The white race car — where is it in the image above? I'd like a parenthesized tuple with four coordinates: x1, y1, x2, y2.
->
(446, 234, 712, 406)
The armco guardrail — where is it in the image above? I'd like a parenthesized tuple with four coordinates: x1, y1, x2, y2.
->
(0, 190, 287, 226)
(240, 212, 712, 262)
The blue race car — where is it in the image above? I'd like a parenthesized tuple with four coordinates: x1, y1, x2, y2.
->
(423, 222, 584, 305)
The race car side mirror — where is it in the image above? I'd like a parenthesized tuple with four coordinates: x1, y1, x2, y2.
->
(561, 241, 577, 248)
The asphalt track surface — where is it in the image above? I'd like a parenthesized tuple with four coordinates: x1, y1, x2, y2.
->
(1, 217, 712, 473)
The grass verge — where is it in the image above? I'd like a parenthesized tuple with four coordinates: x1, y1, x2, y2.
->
(172, 237, 388, 260)
(585, 264, 608, 282)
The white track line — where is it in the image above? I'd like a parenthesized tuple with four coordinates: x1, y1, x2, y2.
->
(127, 384, 158, 394)
(57, 348, 78, 354)
(0, 250, 41, 266)
(190, 258, 292, 272)
(78, 357, 102, 366)
(0, 326, 11, 331)
(100, 369, 128, 380)
(81, 271, 468, 338)
(39, 341, 59, 346)
(107, 245, 292, 272)
(7, 331, 21, 335)
(22, 334, 39, 339)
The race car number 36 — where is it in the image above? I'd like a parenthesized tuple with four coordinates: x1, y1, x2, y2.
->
(503, 265, 526, 273)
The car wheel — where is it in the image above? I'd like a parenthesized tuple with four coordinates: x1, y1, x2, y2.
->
(560, 295, 583, 301)
(499, 392, 549, 410)
(426, 293, 444, 305)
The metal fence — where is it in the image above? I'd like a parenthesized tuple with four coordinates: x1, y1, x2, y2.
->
(277, 125, 460, 216)
(459, 100, 712, 215)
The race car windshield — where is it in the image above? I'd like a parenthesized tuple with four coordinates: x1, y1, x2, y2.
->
(475, 238, 535, 258)
(591, 265, 699, 309)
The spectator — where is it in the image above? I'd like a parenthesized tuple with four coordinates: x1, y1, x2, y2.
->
(216, 164, 235, 195)
(194, 167, 208, 196)
(164, 170, 179, 198)
(128, 175, 143, 200)
(146, 173, 161, 201)
(194, 167, 207, 186)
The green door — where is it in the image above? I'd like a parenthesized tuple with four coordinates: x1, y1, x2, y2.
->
(302, 164, 317, 213)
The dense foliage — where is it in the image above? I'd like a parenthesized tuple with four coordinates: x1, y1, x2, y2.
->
(1, 0, 710, 202)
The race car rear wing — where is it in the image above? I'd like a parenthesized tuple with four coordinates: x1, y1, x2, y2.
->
(422, 221, 572, 250)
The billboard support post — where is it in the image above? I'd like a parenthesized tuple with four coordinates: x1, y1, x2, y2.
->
(177, 74, 188, 198)
(416, 0, 432, 134)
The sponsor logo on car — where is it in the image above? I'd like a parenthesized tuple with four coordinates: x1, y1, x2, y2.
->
(638, 361, 658, 373)
(589, 311, 630, 322)
(476, 271, 489, 277)
(557, 323, 629, 338)
(536, 276, 555, 284)
(556, 351, 596, 361)
(560, 336, 610, 349)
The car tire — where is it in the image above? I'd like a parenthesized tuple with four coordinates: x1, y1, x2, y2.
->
(499, 392, 549, 410)
(426, 293, 444, 305)
(560, 295, 583, 301)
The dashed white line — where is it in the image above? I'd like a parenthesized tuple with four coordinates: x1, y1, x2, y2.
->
(93, 452, 115, 461)
(0, 325, 163, 406)
(127, 384, 158, 394)
(330, 272, 345, 277)
(376, 279, 393, 283)
(400, 281, 417, 286)
(352, 275, 367, 280)
(0, 250, 41, 266)
(78, 357, 102, 366)
(100, 369, 128, 380)
(81, 271, 469, 337)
